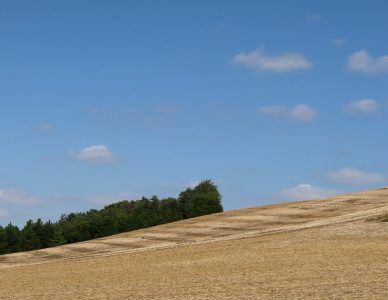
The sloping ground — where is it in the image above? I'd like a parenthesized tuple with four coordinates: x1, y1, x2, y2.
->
(1, 188, 388, 299)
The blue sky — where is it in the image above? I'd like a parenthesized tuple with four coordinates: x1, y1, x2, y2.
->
(1, 0, 388, 226)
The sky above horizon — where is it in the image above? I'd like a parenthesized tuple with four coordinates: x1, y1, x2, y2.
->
(1, 0, 388, 226)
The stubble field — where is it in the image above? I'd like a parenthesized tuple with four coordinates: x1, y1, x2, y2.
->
(1, 188, 388, 299)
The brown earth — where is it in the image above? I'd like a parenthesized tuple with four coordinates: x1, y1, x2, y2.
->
(1, 188, 388, 299)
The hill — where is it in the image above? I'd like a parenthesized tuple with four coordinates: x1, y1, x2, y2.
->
(1, 188, 388, 299)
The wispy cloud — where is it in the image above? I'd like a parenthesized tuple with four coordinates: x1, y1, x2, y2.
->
(258, 104, 317, 122)
(348, 50, 388, 73)
(0, 189, 41, 205)
(73, 145, 117, 164)
(306, 13, 321, 22)
(290, 105, 317, 122)
(327, 168, 386, 185)
(155, 104, 176, 114)
(232, 49, 312, 72)
(257, 106, 288, 117)
(332, 37, 347, 47)
(0, 209, 7, 218)
(36, 123, 55, 133)
(344, 99, 379, 114)
(280, 184, 340, 201)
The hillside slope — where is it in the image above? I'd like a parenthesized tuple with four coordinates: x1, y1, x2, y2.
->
(1, 188, 388, 299)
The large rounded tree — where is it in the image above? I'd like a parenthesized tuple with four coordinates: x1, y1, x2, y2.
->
(178, 180, 223, 219)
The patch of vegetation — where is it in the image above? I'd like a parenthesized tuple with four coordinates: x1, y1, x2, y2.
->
(0, 180, 222, 255)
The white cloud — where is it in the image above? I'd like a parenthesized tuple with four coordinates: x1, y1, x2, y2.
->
(0, 209, 7, 218)
(332, 37, 347, 47)
(258, 104, 317, 122)
(328, 168, 386, 185)
(82, 192, 139, 206)
(232, 49, 312, 72)
(306, 13, 321, 22)
(290, 104, 317, 122)
(74, 145, 117, 164)
(344, 99, 379, 114)
(348, 50, 388, 73)
(280, 184, 341, 201)
(0, 189, 40, 205)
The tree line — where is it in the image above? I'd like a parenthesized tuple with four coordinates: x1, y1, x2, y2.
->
(0, 180, 223, 255)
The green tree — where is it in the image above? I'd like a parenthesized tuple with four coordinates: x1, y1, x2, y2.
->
(20, 220, 40, 251)
(0, 225, 7, 254)
(178, 180, 223, 218)
(48, 223, 66, 247)
(4, 223, 20, 253)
